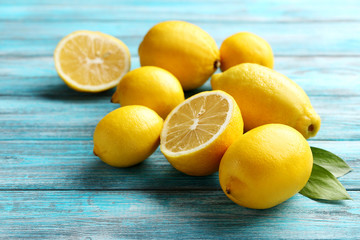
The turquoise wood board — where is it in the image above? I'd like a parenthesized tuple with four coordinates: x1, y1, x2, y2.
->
(0, 0, 359, 239)
(0, 141, 358, 191)
(2, 0, 360, 22)
(1, 191, 359, 239)
(2, 23, 360, 57)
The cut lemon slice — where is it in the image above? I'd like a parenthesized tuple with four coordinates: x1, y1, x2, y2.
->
(160, 90, 244, 176)
(54, 30, 131, 92)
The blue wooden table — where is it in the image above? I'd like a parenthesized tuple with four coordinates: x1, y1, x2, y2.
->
(1, 0, 359, 239)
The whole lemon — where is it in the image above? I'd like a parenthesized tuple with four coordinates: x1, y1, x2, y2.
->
(220, 32, 274, 71)
(111, 66, 185, 119)
(211, 63, 321, 139)
(219, 124, 313, 209)
(138, 20, 220, 90)
(93, 105, 163, 167)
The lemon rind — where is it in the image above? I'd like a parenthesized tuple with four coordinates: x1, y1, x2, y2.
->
(54, 30, 130, 92)
(160, 90, 233, 157)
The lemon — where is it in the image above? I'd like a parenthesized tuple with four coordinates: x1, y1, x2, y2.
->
(220, 32, 274, 71)
(219, 124, 313, 209)
(111, 66, 185, 119)
(138, 21, 220, 90)
(160, 90, 244, 176)
(93, 105, 163, 167)
(211, 63, 321, 139)
(54, 30, 131, 92)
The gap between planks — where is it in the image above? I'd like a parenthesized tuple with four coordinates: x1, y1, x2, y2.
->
(2, 19, 360, 24)
(3, 54, 360, 58)
(0, 188, 358, 192)
(1, 138, 360, 142)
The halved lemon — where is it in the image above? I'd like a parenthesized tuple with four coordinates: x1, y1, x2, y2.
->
(54, 30, 131, 92)
(160, 90, 244, 176)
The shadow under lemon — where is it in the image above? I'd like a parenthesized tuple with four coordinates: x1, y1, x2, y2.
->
(80, 145, 303, 234)
(37, 76, 116, 102)
(184, 79, 213, 99)
(80, 147, 219, 191)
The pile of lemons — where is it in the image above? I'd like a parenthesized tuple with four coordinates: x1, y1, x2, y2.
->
(54, 20, 321, 209)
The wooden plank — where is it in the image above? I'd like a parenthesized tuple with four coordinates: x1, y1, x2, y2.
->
(1, 94, 359, 141)
(0, 190, 358, 239)
(1, 22, 360, 56)
(0, 1, 358, 239)
(0, 140, 358, 190)
(1, 0, 360, 22)
(1, 56, 359, 97)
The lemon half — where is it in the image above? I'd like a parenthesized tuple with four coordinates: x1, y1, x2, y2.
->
(54, 30, 131, 92)
(160, 90, 244, 176)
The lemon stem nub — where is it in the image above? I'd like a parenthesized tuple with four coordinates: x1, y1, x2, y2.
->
(308, 124, 314, 132)
(226, 187, 231, 194)
(214, 60, 221, 69)
(111, 91, 119, 104)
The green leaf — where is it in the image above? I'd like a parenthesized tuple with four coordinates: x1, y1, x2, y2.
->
(311, 147, 352, 178)
(300, 164, 352, 200)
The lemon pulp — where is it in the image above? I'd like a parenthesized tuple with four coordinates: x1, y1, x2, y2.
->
(160, 90, 243, 176)
(54, 30, 130, 92)
(162, 93, 231, 154)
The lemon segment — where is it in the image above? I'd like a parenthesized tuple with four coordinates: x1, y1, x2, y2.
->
(219, 124, 313, 209)
(111, 66, 184, 119)
(54, 30, 131, 92)
(160, 90, 244, 176)
(93, 105, 163, 167)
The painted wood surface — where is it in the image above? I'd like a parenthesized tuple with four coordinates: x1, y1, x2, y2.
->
(1, 191, 359, 239)
(0, 141, 358, 191)
(0, 0, 359, 239)
(2, 23, 360, 57)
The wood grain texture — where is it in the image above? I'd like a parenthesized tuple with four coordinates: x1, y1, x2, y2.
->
(0, 140, 358, 190)
(0, 191, 359, 239)
(1, 95, 360, 141)
(0, 0, 359, 239)
(1, 0, 360, 22)
(1, 56, 360, 96)
(2, 22, 360, 57)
